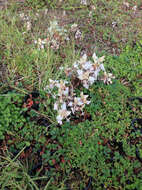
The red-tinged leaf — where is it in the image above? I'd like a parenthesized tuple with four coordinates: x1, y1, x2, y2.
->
(61, 157, 65, 163)
(52, 159, 56, 165)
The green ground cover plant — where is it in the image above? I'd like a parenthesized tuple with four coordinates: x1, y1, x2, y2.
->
(0, 0, 142, 189)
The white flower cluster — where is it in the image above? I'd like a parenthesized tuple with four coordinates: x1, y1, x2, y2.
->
(45, 53, 115, 124)
(70, 23, 82, 40)
(75, 29, 82, 40)
(34, 20, 69, 50)
(80, 0, 87, 5)
(47, 20, 69, 50)
(19, 13, 31, 31)
(34, 38, 47, 49)
(63, 53, 115, 89)
(44, 79, 90, 125)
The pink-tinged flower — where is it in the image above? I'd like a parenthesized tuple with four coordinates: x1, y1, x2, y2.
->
(56, 103, 71, 124)
(93, 70, 100, 80)
(54, 102, 58, 110)
(77, 70, 90, 81)
(123, 2, 129, 8)
(26, 21, 31, 31)
(34, 38, 46, 49)
(80, 92, 90, 105)
(57, 80, 69, 97)
(48, 79, 57, 89)
(79, 54, 87, 64)
(99, 64, 105, 71)
(63, 87, 69, 96)
(75, 29, 82, 39)
(132, 5, 137, 11)
(98, 56, 105, 63)
(82, 81, 89, 89)
(80, 0, 87, 5)
(64, 68, 73, 77)
(19, 13, 25, 19)
(50, 39, 59, 50)
(74, 97, 84, 106)
(82, 61, 92, 70)
(101, 72, 115, 84)
(71, 23, 78, 32)
(56, 80, 65, 89)
(88, 76, 95, 85)
(68, 101, 73, 107)
(92, 52, 98, 64)
(73, 62, 79, 69)
(92, 52, 105, 64)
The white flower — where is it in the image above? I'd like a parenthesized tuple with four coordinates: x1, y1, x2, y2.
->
(56, 115, 63, 125)
(93, 53, 105, 64)
(50, 39, 59, 50)
(75, 29, 82, 39)
(19, 13, 25, 19)
(79, 54, 87, 64)
(77, 69, 83, 76)
(57, 80, 68, 90)
(77, 70, 90, 81)
(54, 102, 58, 110)
(63, 87, 69, 96)
(74, 97, 84, 106)
(92, 52, 98, 63)
(56, 102, 71, 124)
(68, 102, 73, 107)
(71, 23, 78, 32)
(73, 62, 79, 69)
(123, 2, 129, 8)
(101, 72, 115, 84)
(93, 70, 100, 80)
(40, 44, 44, 49)
(80, 92, 90, 105)
(91, 5, 96, 10)
(26, 21, 31, 31)
(99, 64, 105, 71)
(48, 20, 58, 33)
(80, 0, 87, 5)
(83, 81, 89, 89)
(64, 68, 72, 77)
(34, 38, 47, 49)
(56, 80, 64, 88)
(82, 61, 92, 70)
(59, 66, 64, 70)
(88, 76, 95, 85)
(132, 5, 137, 11)
(98, 56, 105, 63)
(112, 21, 117, 28)
(48, 79, 56, 89)
(89, 11, 92, 17)
(34, 40, 37, 44)
(61, 102, 67, 110)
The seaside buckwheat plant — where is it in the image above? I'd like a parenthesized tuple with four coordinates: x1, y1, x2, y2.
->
(44, 53, 115, 124)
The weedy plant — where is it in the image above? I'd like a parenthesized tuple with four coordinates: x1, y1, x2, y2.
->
(44, 52, 114, 124)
